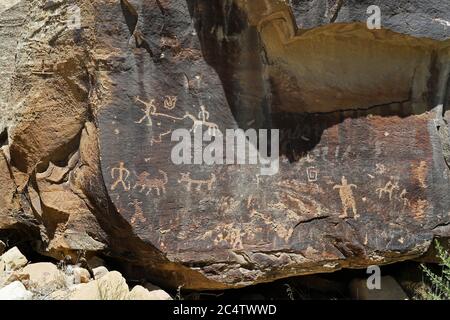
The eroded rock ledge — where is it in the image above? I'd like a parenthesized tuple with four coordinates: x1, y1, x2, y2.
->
(0, 0, 449, 290)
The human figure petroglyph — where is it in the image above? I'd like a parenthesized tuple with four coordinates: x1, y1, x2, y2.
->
(198, 105, 209, 122)
(134, 97, 157, 126)
(134, 97, 219, 140)
(135, 96, 184, 125)
(129, 199, 147, 224)
(333, 176, 359, 219)
(178, 172, 216, 192)
(133, 170, 168, 196)
(376, 180, 400, 200)
(163, 96, 177, 110)
(111, 162, 131, 191)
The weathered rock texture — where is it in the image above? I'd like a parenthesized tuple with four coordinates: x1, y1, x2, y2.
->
(0, 0, 449, 290)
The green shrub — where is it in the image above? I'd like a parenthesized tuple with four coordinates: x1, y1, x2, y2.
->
(421, 240, 450, 300)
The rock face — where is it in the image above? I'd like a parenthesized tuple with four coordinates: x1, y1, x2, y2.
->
(0, 0, 449, 290)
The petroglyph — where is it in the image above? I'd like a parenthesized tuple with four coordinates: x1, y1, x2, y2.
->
(375, 164, 386, 174)
(151, 130, 172, 146)
(333, 176, 359, 219)
(135, 97, 157, 126)
(376, 179, 400, 200)
(133, 170, 168, 196)
(163, 96, 177, 110)
(398, 189, 409, 206)
(277, 192, 323, 217)
(111, 162, 131, 191)
(413, 161, 428, 188)
(183, 111, 219, 135)
(306, 167, 318, 182)
(218, 196, 240, 215)
(250, 209, 294, 243)
(135, 97, 219, 139)
(135, 96, 184, 125)
(198, 105, 209, 122)
(213, 223, 244, 250)
(178, 172, 216, 192)
(411, 199, 428, 220)
(129, 199, 147, 224)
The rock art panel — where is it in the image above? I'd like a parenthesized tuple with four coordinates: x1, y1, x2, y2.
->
(95, 0, 450, 288)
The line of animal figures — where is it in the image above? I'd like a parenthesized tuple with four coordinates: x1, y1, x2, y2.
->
(110, 162, 216, 195)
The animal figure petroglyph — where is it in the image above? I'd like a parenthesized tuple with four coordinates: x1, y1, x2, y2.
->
(178, 172, 216, 192)
(151, 130, 172, 146)
(183, 112, 219, 136)
(111, 162, 130, 191)
(333, 176, 359, 219)
(376, 180, 400, 200)
(133, 170, 168, 196)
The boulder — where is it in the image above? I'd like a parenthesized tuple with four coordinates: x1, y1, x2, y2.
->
(96, 271, 129, 300)
(0, 241, 5, 255)
(68, 281, 101, 300)
(349, 276, 409, 300)
(23, 262, 65, 288)
(0, 281, 33, 300)
(0, 247, 27, 271)
(128, 285, 172, 301)
(1, 272, 30, 288)
(92, 266, 108, 280)
(73, 267, 91, 284)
